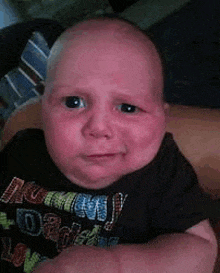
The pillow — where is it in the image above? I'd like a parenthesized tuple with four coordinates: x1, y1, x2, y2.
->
(0, 31, 50, 121)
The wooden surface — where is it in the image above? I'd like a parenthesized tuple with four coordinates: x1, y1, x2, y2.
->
(167, 104, 220, 198)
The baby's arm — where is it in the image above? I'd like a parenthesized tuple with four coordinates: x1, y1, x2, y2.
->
(34, 219, 217, 273)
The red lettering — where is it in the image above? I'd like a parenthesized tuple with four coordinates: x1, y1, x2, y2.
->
(57, 227, 75, 252)
(23, 183, 48, 204)
(104, 193, 127, 231)
(57, 223, 81, 252)
(0, 177, 24, 203)
(12, 243, 27, 267)
(0, 177, 48, 204)
(43, 213, 61, 242)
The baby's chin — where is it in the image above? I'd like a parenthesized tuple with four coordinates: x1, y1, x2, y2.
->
(59, 154, 154, 190)
(57, 139, 164, 190)
(65, 172, 123, 190)
(64, 157, 153, 190)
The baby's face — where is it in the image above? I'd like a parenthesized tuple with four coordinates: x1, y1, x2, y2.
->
(42, 30, 167, 189)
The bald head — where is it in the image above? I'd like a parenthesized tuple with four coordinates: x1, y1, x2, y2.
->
(46, 17, 164, 103)
(49, 17, 158, 56)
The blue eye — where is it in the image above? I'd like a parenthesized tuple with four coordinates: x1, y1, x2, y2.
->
(119, 103, 138, 113)
(65, 96, 85, 109)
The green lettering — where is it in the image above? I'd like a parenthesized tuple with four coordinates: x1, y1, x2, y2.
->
(44, 191, 77, 213)
(74, 225, 101, 246)
(43, 191, 56, 206)
(64, 192, 77, 212)
(0, 212, 15, 229)
(24, 249, 41, 273)
(86, 225, 101, 246)
(54, 192, 76, 211)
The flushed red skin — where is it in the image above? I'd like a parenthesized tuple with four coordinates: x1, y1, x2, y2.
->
(42, 20, 167, 189)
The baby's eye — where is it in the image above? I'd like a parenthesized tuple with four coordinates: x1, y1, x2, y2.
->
(119, 103, 138, 114)
(64, 96, 86, 109)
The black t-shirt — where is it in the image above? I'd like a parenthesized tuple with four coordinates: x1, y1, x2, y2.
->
(0, 129, 214, 272)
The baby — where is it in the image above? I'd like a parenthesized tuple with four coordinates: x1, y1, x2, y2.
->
(0, 17, 217, 273)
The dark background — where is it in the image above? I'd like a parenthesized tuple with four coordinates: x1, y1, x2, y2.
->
(1, 0, 220, 108)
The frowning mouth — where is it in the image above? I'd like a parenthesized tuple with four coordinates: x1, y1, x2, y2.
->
(87, 154, 116, 158)
(84, 153, 121, 164)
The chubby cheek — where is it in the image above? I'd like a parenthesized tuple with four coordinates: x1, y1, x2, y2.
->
(42, 110, 82, 161)
(124, 117, 166, 167)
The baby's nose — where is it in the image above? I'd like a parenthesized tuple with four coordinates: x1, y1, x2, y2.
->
(82, 112, 113, 139)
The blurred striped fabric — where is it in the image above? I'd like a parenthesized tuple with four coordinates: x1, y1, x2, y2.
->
(0, 31, 49, 120)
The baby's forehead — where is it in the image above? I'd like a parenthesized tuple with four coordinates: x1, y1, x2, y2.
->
(50, 18, 161, 63)
(54, 21, 160, 73)
(47, 19, 164, 102)
(64, 19, 154, 51)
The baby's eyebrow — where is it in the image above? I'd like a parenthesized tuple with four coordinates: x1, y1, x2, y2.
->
(44, 85, 68, 104)
(46, 85, 155, 107)
(48, 85, 79, 96)
(110, 91, 134, 101)
(110, 91, 153, 106)
(47, 85, 92, 102)
(49, 85, 70, 94)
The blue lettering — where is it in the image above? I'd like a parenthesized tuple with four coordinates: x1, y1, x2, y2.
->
(16, 209, 42, 236)
(74, 194, 107, 221)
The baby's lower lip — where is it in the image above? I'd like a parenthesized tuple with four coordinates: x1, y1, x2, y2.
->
(87, 154, 115, 158)
(85, 153, 118, 163)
